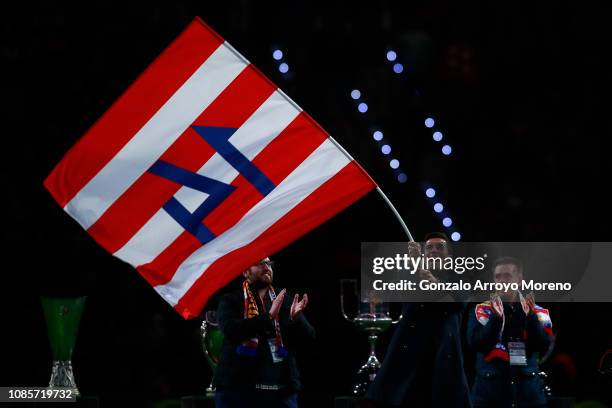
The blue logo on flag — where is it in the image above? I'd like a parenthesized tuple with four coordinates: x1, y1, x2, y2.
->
(148, 126, 276, 244)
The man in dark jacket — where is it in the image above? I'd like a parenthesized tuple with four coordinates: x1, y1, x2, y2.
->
(467, 256, 554, 408)
(366, 232, 472, 407)
(214, 257, 315, 408)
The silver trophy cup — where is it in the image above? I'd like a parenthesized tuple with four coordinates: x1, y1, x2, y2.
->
(340, 279, 400, 395)
(200, 310, 223, 395)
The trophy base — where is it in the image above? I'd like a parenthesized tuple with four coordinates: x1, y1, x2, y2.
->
(49, 360, 80, 398)
(352, 354, 381, 396)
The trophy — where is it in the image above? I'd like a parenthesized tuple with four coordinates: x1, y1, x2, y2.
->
(41, 296, 86, 397)
(200, 310, 224, 394)
(340, 279, 399, 395)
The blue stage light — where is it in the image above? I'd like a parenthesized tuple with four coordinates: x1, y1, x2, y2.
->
(272, 49, 283, 60)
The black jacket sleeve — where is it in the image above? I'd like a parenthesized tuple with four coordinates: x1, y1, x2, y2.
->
(467, 304, 504, 353)
(217, 293, 275, 343)
(525, 311, 553, 354)
(286, 313, 316, 342)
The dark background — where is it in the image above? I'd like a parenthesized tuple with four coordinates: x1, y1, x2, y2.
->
(3, 0, 611, 406)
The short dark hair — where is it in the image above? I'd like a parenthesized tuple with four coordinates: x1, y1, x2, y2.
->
(423, 232, 452, 255)
(493, 256, 524, 274)
(424, 232, 450, 242)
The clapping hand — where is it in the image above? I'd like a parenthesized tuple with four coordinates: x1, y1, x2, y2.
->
(290, 293, 308, 321)
(490, 293, 504, 318)
(520, 291, 536, 316)
(269, 289, 286, 320)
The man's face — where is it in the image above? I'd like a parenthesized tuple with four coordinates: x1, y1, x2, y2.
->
(424, 238, 450, 259)
(493, 263, 522, 285)
(494, 263, 522, 298)
(243, 257, 274, 287)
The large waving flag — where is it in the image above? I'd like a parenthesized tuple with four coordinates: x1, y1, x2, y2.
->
(44, 17, 376, 319)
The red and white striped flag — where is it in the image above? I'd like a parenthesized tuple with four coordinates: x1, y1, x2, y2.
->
(44, 18, 376, 318)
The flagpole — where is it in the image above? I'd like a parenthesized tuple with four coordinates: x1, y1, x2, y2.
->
(327, 135, 414, 241)
(274, 88, 415, 242)
(373, 186, 414, 242)
(325, 134, 415, 241)
(322, 137, 415, 242)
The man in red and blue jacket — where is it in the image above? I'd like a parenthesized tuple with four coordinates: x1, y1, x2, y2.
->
(467, 257, 554, 408)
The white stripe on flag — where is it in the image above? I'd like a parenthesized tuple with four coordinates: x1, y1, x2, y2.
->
(154, 138, 350, 306)
(114, 91, 300, 266)
(64, 42, 248, 230)
(174, 188, 210, 214)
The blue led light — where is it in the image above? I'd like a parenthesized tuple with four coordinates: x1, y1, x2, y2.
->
(272, 49, 283, 60)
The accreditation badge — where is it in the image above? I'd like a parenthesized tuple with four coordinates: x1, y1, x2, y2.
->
(267, 338, 287, 363)
(508, 341, 527, 366)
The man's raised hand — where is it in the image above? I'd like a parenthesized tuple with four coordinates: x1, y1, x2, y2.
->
(269, 289, 286, 320)
(290, 293, 308, 321)
(491, 293, 504, 318)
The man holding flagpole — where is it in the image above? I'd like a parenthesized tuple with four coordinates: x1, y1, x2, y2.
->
(366, 232, 472, 407)
(213, 257, 315, 407)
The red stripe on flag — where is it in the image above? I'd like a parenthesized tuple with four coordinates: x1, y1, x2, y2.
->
(86, 66, 275, 254)
(137, 233, 203, 287)
(44, 19, 224, 207)
(174, 161, 375, 319)
(192, 65, 276, 127)
(136, 113, 328, 286)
